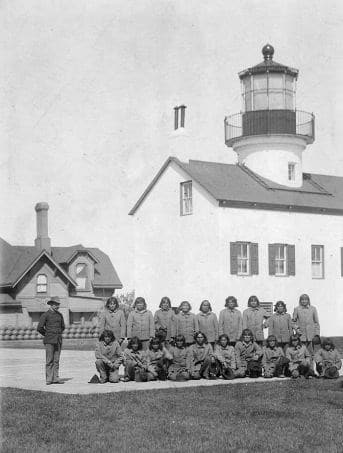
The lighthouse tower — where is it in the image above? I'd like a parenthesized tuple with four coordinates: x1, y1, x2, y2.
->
(225, 44, 315, 187)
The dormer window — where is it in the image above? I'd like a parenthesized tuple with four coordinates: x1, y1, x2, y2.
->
(180, 181, 192, 215)
(37, 274, 47, 293)
(288, 162, 296, 181)
(76, 263, 88, 290)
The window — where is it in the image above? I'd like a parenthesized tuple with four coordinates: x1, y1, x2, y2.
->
(275, 245, 287, 275)
(75, 263, 88, 290)
(312, 245, 324, 279)
(174, 105, 186, 129)
(288, 163, 296, 181)
(269, 244, 295, 276)
(230, 242, 258, 276)
(36, 274, 47, 293)
(180, 181, 193, 215)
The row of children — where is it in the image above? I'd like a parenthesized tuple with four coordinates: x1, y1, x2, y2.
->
(95, 294, 341, 382)
(95, 329, 342, 383)
(99, 294, 320, 352)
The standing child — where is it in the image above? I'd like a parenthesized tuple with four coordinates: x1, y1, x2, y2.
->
(145, 337, 172, 381)
(315, 338, 342, 379)
(214, 334, 236, 380)
(196, 300, 219, 347)
(126, 297, 154, 350)
(123, 336, 148, 382)
(37, 296, 65, 385)
(154, 296, 175, 343)
(98, 297, 126, 344)
(187, 332, 214, 380)
(268, 301, 293, 351)
(235, 329, 263, 378)
(262, 335, 289, 378)
(286, 335, 313, 379)
(218, 296, 242, 346)
(243, 295, 269, 345)
(292, 294, 320, 357)
(95, 330, 124, 383)
(168, 335, 191, 381)
(173, 301, 198, 347)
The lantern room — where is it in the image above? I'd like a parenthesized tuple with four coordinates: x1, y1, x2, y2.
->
(240, 44, 297, 113)
(224, 44, 315, 188)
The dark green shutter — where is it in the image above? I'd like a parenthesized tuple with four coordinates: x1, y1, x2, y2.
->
(230, 242, 238, 275)
(268, 244, 276, 275)
(250, 243, 259, 275)
(287, 244, 296, 276)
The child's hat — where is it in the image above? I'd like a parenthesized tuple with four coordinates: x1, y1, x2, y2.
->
(324, 366, 339, 379)
(88, 374, 101, 384)
(47, 296, 61, 306)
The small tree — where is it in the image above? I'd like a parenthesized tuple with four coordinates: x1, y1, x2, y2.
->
(117, 290, 135, 320)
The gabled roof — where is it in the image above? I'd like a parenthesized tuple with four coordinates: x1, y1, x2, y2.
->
(0, 239, 122, 288)
(129, 156, 343, 216)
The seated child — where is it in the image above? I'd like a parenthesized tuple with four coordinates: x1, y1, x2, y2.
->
(95, 329, 124, 383)
(213, 334, 236, 380)
(123, 336, 148, 382)
(315, 338, 342, 379)
(234, 329, 263, 378)
(187, 331, 214, 380)
(145, 337, 172, 381)
(286, 334, 313, 379)
(262, 335, 289, 378)
(168, 335, 191, 381)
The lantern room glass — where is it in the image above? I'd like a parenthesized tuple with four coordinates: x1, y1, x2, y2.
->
(242, 73, 295, 112)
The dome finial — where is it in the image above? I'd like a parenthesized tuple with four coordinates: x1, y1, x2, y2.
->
(262, 43, 274, 61)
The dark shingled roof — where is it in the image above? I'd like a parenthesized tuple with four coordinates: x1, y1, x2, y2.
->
(0, 239, 122, 288)
(129, 157, 343, 215)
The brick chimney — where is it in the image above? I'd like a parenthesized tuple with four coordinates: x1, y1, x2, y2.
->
(34, 202, 51, 253)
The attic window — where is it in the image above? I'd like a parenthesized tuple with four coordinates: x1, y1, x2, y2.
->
(180, 181, 193, 215)
(37, 274, 47, 293)
(174, 105, 186, 130)
(76, 263, 88, 290)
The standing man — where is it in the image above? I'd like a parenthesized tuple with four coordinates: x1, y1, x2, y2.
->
(37, 296, 65, 385)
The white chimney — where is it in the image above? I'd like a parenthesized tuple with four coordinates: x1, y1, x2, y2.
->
(34, 202, 51, 253)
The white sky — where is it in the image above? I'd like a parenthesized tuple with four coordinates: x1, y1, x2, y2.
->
(1, 0, 343, 291)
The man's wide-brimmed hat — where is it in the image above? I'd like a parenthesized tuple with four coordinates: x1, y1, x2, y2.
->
(47, 296, 61, 306)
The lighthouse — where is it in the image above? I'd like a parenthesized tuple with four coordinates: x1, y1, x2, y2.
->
(225, 44, 315, 188)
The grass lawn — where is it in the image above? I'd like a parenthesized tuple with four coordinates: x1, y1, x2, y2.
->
(1, 379, 343, 453)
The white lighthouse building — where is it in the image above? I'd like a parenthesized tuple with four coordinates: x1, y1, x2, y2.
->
(130, 45, 343, 336)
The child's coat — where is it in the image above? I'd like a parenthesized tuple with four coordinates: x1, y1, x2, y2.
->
(98, 309, 126, 340)
(154, 309, 175, 340)
(285, 344, 311, 371)
(126, 309, 154, 340)
(292, 305, 320, 342)
(218, 308, 242, 342)
(267, 312, 293, 344)
(314, 348, 342, 373)
(196, 311, 219, 343)
(243, 307, 269, 342)
(214, 344, 236, 369)
(95, 339, 123, 366)
(173, 312, 199, 344)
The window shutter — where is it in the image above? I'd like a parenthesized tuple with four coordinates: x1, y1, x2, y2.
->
(287, 244, 296, 276)
(230, 242, 238, 275)
(268, 244, 276, 275)
(341, 248, 343, 277)
(250, 243, 259, 275)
